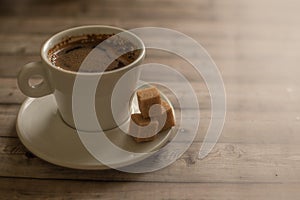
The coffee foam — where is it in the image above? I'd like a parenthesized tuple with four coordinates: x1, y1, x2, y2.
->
(48, 34, 140, 72)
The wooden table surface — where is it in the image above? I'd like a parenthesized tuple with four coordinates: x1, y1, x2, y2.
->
(1, 0, 300, 199)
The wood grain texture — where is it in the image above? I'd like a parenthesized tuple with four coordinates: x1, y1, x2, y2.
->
(1, 177, 300, 200)
(2, 104, 300, 145)
(1, 0, 300, 199)
(1, 138, 300, 183)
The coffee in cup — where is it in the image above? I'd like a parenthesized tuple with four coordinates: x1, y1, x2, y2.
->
(48, 34, 141, 73)
(17, 25, 145, 131)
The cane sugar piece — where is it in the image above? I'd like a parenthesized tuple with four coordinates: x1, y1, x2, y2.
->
(159, 100, 175, 131)
(137, 87, 161, 118)
(129, 113, 159, 143)
(133, 134, 157, 143)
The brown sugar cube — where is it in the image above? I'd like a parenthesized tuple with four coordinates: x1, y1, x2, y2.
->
(133, 134, 157, 143)
(137, 87, 161, 118)
(129, 113, 159, 143)
(157, 100, 175, 132)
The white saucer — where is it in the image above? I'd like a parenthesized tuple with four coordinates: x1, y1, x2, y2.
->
(16, 93, 174, 170)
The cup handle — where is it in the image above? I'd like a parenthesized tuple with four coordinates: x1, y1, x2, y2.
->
(18, 61, 54, 97)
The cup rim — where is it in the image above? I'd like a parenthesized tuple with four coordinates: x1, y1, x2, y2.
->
(41, 25, 146, 76)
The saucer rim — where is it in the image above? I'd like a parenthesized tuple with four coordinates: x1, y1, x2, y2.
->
(16, 97, 110, 170)
(16, 90, 175, 170)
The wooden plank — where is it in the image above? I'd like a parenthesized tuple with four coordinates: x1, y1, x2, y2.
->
(0, 17, 237, 35)
(0, 34, 237, 56)
(1, 55, 298, 83)
(1, 177, 300, 200)
(1, 75, 300, 143)
(1, 0, 299, 24)
(0, 55, 39, 78)
(0, 105, 204, 138)
(2, 103, 300, 145)
(0, 79, 25, 104)
(2, 77, 300, 112)
(1, 138, 300, 183)
(1, 73, 300, 144)
(1, 54, 227, 79)
(0, 0, 229, 20)
(0, 79, 209, 106)
(0, 16, 289, 36)
(3, 53, 297, 81)
(2, 32, 300, 56)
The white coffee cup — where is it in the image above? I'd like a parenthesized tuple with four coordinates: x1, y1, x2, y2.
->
(17, 25, 145, 131)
